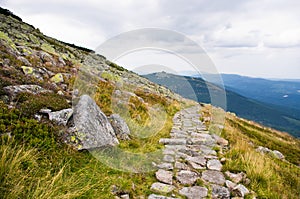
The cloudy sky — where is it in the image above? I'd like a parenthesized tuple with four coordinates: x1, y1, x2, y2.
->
(2, 0, 300, 78)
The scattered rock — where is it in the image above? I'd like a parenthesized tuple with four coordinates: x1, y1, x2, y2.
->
(272, 150, 285, 159)
(120, 194, 130, 199)
(48, 108, 73, 126)
(109, 114, 131, 140)
(176, 170, 199, 185)
(71, 95, 119, 149)
(232, 184, 250, 197)
(50, 73, 64, 84)
(3, 84, 52, 100)
(148, 194, 178, 199)
(150, 182, 175, 194)
(155, 169, 173, 185)
(256, 146, 271, 154)
(202, 170, 225, 185)
(225, 171, 245, 184)
(179, 186, 208, 199)
(211, 184, 230, 199)
(225, 180, 236, 191)
(207, 159, 222, 171)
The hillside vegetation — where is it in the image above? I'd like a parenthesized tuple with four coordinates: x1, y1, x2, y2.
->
(0, 8, 299, 199)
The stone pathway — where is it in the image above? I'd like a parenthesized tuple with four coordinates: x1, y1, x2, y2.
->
(149, 105, 251, 199)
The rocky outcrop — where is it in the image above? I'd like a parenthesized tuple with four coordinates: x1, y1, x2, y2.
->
(3, 85, 52, 100)
(71, 95, 119, 149)
(109, 114, 131, 140)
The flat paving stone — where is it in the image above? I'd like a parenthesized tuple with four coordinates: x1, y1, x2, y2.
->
(179, 186, 208, 199)
(211, 184, 230, 199)
(186, 156, 207, 166)
(156, 162, 174, 170)
(176, 170, 199, 185)
(163, 155, 175, 163)
(202, 170, 226, 185)
(155, 169, 173, 185)
(148, 194, 179, 199)
(159, 138, 186, 145)
(207, 159, 223, 171)
(150, 182, 175, 194)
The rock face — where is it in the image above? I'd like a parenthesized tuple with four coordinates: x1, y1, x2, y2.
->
(3, 85, 52, 100)
(109, 114, 130, 140)
(72, 95, 119, 149)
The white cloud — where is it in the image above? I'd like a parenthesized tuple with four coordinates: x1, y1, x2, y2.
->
(2, 0, 300, 78)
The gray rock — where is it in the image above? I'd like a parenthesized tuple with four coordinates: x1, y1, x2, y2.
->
(159, 138, 186, 145)
(174, 161, 189, 170)
(211, 184, 230, 199)
(224, 171, 245, 184)
(156, 162, 174, 170)
(150, 182, 175, 194)
(148, 194, 178, 199)
(189, 161, 206, 170)
(3, 85, 52, 100)
(232, 184, 250, 197)
(120, 194, 130, 199)
(109, 114, 130, 140)
(72, 95, 119, 149)
(256, 146, 271, 154)
(48, 108, 73, 126)
(207, 159, 222, 171)
(186, 156, 207, 166)
(176, 170, 199, 185)
(155, 169, 173, 185)
(225, 180, 237, 191)
(163, 155, 175, 163)
(179, 186, 208, 199)
(201, 170, 225, 185)
(272, 150, 285, 159)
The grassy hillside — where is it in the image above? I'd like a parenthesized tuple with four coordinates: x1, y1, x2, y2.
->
(0, 8, 299, 199)
(201, 105, 300, 198)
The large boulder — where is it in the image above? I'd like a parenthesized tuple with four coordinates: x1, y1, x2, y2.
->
(72, 95, 119, 149)
(109, 114, 130, 140)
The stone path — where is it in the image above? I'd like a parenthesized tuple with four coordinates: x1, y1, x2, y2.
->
(149, 105, 250, 199)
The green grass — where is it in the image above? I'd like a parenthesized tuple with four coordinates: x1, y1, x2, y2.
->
(200, 105, 300, 198)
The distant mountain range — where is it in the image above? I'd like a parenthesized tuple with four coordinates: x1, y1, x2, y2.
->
(144, 72, 300, 138)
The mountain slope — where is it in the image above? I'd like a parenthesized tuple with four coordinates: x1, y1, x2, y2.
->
(0, 8, 299, 199)
(144, 72, 300, 137)
(213, 74, 300, 112)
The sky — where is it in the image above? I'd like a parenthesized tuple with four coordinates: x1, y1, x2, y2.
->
(2, 0, 300, 79)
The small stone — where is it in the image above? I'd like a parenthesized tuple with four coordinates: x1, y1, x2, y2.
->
(120, 194, 130, 199)
(202, 170, 225, 185)
(186, 156, 206, 166)
(155, 169, 173, 185)
(159, 138, 186, 145)
(179, 186, 208, 199)
(232, 184, 250, 197)
(57, 90, 64, 95)
(163, 155, 175, 163)
(225, 171, 245, 184)
(148, 194, 178, 199)
(272, 150, 285, 159)
(150, 182, 175, 194)
(176, 170, 199, 185)
(39, 108, 52, 114)
(174, 161, 189, 170)
(50, 73, 64, 84)
(211, 184, 230, 199)
(225, 180, 237, 191)
(48, 108, 73, 126)
(189, 161, 206, 170)
(220, 157, 226, 163)
(207, 159, 222, 171)
(156, 163, 174, 170)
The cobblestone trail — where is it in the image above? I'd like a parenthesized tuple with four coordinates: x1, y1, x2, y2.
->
(149, 105, 251, 199)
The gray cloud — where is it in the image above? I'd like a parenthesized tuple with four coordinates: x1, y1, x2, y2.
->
(2, 0, 300, 78)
